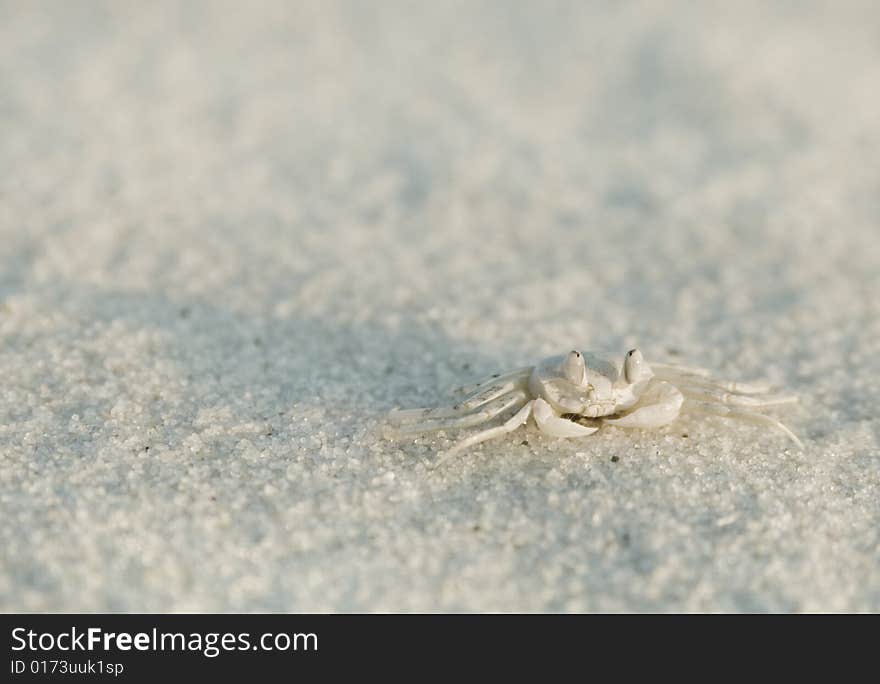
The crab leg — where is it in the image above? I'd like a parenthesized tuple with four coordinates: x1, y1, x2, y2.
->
(390, 376, 527, 425)
(451, 367, 533, 396)
(675, 383, 798, 408)
(387, 405, 462, 423)
(684, 400, 803, 449)
(651, 363, 772, 394)
(432, 400, 535, 469)
(392, 391, 528, 435)
(650, 362, 713, 377)
(456, 377, 530, 411)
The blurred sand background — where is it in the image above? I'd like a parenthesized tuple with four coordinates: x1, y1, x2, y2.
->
(1, 1, 878, 611)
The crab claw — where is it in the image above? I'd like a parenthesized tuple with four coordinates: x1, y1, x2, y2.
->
(603, 380, 683, 429)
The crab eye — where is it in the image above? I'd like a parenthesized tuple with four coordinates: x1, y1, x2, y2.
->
(563, 350, 586, 385)
(624, 348, 644, 384)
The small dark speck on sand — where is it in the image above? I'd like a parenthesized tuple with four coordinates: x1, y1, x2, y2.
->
(521, 440, 529, 446)
(681, 433, 689, 438)
(611, 455, 620, 463)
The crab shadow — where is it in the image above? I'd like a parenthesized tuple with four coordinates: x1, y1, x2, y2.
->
(36, 286, 536, 455)
(55, 287, 512, 404)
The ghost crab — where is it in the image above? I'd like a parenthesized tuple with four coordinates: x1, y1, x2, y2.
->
(388, 349, 801, 467)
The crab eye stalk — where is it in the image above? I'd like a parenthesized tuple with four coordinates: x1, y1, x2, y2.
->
(624, 348, 644, 384)
(563, 350, 586, 386)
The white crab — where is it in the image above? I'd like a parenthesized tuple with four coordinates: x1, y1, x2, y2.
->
(388, 349, 801, 466)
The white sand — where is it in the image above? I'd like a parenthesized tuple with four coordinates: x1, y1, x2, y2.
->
(1, 1, 878, 612)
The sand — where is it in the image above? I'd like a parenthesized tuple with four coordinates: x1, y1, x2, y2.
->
(1, 1, 878, 612)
